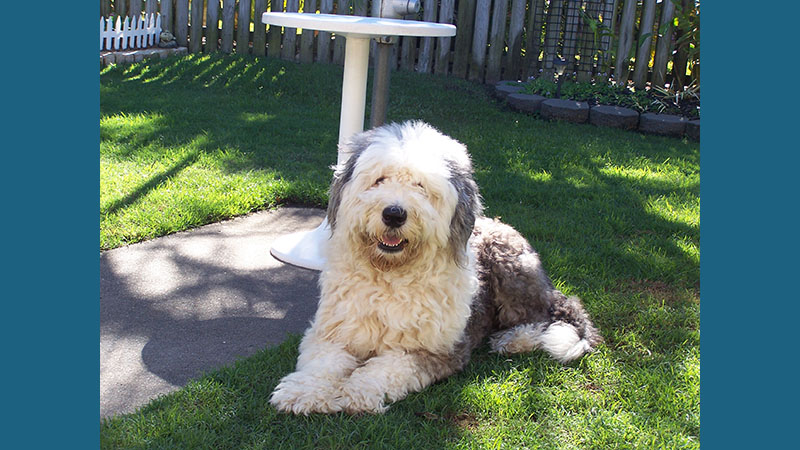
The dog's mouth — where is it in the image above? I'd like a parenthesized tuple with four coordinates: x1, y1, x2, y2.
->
(377, 234, 408, 253)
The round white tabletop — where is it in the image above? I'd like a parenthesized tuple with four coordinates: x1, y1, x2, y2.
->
(261, 13, 456, 39)
(262, 13, 456, 270)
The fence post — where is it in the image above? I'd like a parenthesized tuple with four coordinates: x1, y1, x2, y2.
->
(633, 0, 657, 89)
(281, 0, 299, 60)
(503, 0, 526, 81)
(252, 0, 268, 56)
(221, 0, 235, 53)
(316, 0, 334, 63)
(130, 0, 142, 18)
(146, 0, 158, 16)
(267, 1, 284, 57)
(433, 0, 455, 75)
(451, 0, 475, 78)
(190, 0, 204, 53)
(175, 0, 189, 47)
(299, 0, 318, 63)
(651, 0, 677, 88)
(116, 0, 128, 18)
(101, 0, 112, 18)
(333, 0, 352, 65)
(237, 0, 252, 54)
(206, 0, 220, 52)
(417, 0, 439, 73)
(613, 0, 637, 84)
(468, 0, 491, 82)
(158, 0, 172, 34)
(485, 0, 509, 84)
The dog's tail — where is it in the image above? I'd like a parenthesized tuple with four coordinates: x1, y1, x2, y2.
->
(489, 295, 602, 363)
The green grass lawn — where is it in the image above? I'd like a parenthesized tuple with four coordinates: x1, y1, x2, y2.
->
(100, 53, 699, 449)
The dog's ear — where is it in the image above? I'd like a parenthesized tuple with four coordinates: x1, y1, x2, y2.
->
(447, 159, 482, 266)
(327, 130, 375, 230)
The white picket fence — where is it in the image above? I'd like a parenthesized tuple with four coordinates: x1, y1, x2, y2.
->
(100, 13, 161, 51)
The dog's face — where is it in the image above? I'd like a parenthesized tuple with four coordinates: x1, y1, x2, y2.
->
(327, 122, 481, 270)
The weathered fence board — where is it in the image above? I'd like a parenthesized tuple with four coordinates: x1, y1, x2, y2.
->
(267, 2, 284, 57)
(221, 0, 235, 53)
(614, 0, 638, 83)
(175, 0, 189, 47)
(416, 0, 439, 73)
(115, 0, 128, 18)
(468, 0, 491, 82)
(433, 0, 455, 75)
(633, 0, 657, 88)
(146, 0, 158, 16)
(317, 0, 334, 63)
(237, 0, 252, 54)
(206, 0, 220, 52)
(189, 0, 203, 53)
(485, 0, 509, 84)
(651, 0, 676, 88)
(281, 0, 300, 60)
(332, 0, 351, 65)
(130, 0, 142, 17)
(159, 0, 172, 34)
(504, 0, 526, 81)
(299, 0, 318, 63)
(451, 0, 476, 78)
(252, 0, 268, 56)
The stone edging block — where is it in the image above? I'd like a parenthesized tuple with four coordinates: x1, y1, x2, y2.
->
(639, 113, 688, 137)
(506, 93, 546, 113)
(589, 105, 639, 130)
(494, 81, 525, 99)
(501, 86, 698, 139)
(541, 99, 589, 123)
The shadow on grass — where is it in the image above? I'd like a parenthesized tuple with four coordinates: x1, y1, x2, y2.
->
(102, 151, 199, 216)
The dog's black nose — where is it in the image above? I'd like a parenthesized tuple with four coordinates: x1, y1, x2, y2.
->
(382, 205, 407, 228)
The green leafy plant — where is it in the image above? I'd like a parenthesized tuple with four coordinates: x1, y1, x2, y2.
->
(521, 78, 698, 119)
(650, 81, 700, 116)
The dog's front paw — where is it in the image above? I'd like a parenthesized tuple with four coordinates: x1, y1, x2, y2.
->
(269, 372, 342, 415)
(336, 381, 388, 414)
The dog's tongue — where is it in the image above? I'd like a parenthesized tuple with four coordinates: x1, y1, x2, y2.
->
(382, 235, 403, 246)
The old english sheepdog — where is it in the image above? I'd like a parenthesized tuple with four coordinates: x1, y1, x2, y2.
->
(270, 121, 602, 415)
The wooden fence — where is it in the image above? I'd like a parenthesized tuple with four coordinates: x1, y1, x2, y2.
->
(100, 0, 699, 89)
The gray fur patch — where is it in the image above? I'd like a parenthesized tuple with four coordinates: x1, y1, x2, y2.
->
(446, 159, 483, 266)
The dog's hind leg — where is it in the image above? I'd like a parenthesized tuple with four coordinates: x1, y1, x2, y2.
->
(489, 293, 602, 363)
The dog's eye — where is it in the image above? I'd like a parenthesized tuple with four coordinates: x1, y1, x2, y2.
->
(373, 176, 386, 186)
(415, 182, 425, 190)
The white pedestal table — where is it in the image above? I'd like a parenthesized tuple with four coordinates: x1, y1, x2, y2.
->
(262, 13, 456, 270)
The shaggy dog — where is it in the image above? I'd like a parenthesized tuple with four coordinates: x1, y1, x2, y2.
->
(270, 121, 602, 415)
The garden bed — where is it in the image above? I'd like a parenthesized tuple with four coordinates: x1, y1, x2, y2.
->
(496, 80, 699, 140)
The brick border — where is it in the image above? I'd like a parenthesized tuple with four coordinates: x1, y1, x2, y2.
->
(495, 81, 699, 140)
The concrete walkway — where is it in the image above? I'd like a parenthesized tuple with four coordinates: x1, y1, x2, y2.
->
(100, 207, 326, 419)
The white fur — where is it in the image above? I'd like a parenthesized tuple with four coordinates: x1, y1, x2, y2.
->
(490, 321, 593, 363)
(270, 122, 478, 414)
